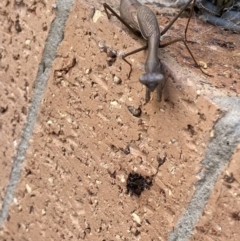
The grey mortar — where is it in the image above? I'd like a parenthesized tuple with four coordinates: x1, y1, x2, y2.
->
(168, 96, 240, 241)
(0, 0, 75, 227)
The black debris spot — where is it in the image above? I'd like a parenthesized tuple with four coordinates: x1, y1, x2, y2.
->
(126, 172, 152, 196)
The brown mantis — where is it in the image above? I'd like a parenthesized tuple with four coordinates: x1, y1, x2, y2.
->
(103, 0, 208, 102)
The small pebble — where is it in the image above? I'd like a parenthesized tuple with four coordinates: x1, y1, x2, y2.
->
(131, 213, 142, 225)
(85, 68, 91, 74)
(110, 100, 121, 109)
(196, 90, 201, 95)
(98, 40, 106, 49)
(92, 10, 103, 23)
(113, 75, 121, 84)
(25, 39, 31, 45)
(26, 184, 32, 193)
(98, 40, 107, 52)
(198, 61, 207, 69)
(128, 106, 141, 117)
(48, 177, 54, 185)
(41, 209, 46, 215)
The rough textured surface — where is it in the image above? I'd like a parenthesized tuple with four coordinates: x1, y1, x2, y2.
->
(190, 144, 240, 241)
(0, 0, 240, 240)
(0, 0, 55, 208)
(169, 97, 240, 241)
(0, 0, 75, 226)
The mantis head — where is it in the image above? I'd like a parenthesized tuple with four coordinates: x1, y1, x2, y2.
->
(139, 72, 165, 92)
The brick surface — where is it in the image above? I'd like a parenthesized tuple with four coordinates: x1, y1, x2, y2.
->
(190, 145, 240, 241)
(0, 0, 239, 240)
(0, 0, 55, 206)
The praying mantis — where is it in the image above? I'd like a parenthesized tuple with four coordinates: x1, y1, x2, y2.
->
(103, 0, 207, 102)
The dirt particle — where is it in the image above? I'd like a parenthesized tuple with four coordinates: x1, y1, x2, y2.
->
(187, 124, 196, 136)
(110, 144, 119, 152)
(211, 38, 236, 49)
(41, 209, 46, 216)
(110, 100, 121, 108)
(42, 22, 48, 31)
(25, 184, 32, 194)
(48, 177, 54, 185)
(106, 48, 117, 66)
(131, 213, 142, 225)
(25, 39, 31, 45)
(198, 60, 207, 69)
(15, 19, 22, 32)
(128, 106, 141, 117)
(223, 173, 235, 183)
(22, 106, 27, 115)
(113, 75, 121, 84)
(107, 48, 117, 58)
(222, 71, 232, 78)
(98, 40, 106, 51)
(210, 129, 215, 138)
(85, 68, 91, 74)
(0, 105, 8, 114)
(121, 145, 130, 155)
(92, 10, 104, 23)
(29, 206, 34, 214)
(157, 155, 166, 166)
(108, 170, 117, 179)
(231, 212, 240, 221)
(130, 226, 141, 236)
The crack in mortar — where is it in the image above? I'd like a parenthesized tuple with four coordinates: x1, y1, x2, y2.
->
(0, 0, 75, 227)
(168, 96, 240, 241)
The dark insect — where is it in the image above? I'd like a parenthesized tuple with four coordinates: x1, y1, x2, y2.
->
(126, 172, 153, 196)
(103, 0, 209, 102)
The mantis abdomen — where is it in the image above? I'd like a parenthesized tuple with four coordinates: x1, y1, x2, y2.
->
(120, 0, 160, 40)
